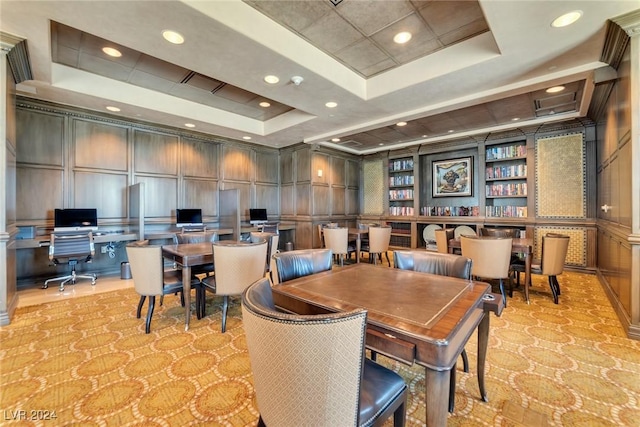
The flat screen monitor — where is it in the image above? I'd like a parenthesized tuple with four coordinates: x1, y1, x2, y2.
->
(54, 208, 98, 232)
(249, 208, 268, 225)
(176, 208, 203, 228)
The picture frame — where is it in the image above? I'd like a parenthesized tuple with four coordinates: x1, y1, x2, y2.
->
(432, 157, 472, 197)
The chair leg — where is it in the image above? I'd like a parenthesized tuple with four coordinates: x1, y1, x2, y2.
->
(393, 398, 406, 427)
(257, 415, 267, 427)
(370, 350, 377, 362)
(137, 295, 146, 319)
(461, 349, 469, 373)
(145, 296, 156, 334)
(221, 295, 229, 333)
(449, 362, 456, 413)
(549, 276, 559, 304)
(385, 251, 390, 267)
(499, 279, 507, 308)
(553, 275, 561, 295)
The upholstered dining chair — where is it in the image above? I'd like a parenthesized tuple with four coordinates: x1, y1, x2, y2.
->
(365, 226, 392, 266)
(199, 240, 268, 332)
(434, 228, 455, 254)
(393, 249, 473, 412)
(250, 231, 279, 277)
(323, 227, 355, 266)
(174, 230, 219, 278)
(511, 233, 569, 304)
(461, 235, 513, 306)
(479, 227, 520, 238)
(242, 278, 408, 427)
(126, 241, 200, 334)
(271, 248, 333, 285)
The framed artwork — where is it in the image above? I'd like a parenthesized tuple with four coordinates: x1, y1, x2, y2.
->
(433, 157, 472, 197)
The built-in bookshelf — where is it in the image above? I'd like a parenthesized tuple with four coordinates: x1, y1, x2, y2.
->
(388, 157, 415, 216)
(485, 141, 528, 218)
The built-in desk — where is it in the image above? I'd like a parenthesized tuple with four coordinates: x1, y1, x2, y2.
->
(15, 232, 138, 249)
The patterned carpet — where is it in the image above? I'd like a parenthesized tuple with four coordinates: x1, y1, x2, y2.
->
(1, 271, 639, 426)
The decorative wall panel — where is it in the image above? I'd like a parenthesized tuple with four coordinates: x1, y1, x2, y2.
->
(16, 109, 64, 166)
(332, 187, 345, 215)
(312, 186, 329, 216)
(183, 179, 218, 216)
(296, 184, 311, 216)
(255, 151, 279, 184)
(222, 145, 252, 182)
(73, 119, 128, 171)
(221, 181, 251, 217)
(534, 226, 586, 267)
(280, 184, 295, 215)
(181, 137, 218, 178)
(346, 188, 359, 215)
(536, 133, 585, 218)
(280, 151, 293, 184)
(135, 176, 177, 218)
(363, 160, 384, 215)
(16, 168, 63, 220)
(255, 184, 279, 216)
(347, 159, 359, 188)
(134, 130, 178, 175)
(74, 171, 127, 219)
(330, 156, 345, 186)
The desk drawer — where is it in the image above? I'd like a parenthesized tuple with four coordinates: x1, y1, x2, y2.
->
(366, 328, 415, 365)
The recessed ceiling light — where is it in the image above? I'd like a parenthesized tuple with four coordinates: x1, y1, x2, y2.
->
(162, 30, 184, 44)
(185, 123, 195, 128)
(331, 138, 341, 142)
(379, 143, 384, 146)
(396, 121, 407, 126)
(448, 130, 455, 133)
(421, 135, 427, 138)
(325, 101, 338, 108)
(243, 136, 252, 140)
(546, 85, 565, 93)
(264, 75, 279, 84)
(259, 101, 271, 108)
(106, 106, 120, 112)
(393, 32, 412, 44)
(551, 10, 582, 28)
(512, 117, 520, 121)
(102, 47, 121, 57)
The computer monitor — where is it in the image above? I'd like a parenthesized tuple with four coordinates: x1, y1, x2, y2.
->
(53, 208, 98, 232)
(249, 208, 268, 225)
(176, 208, 203, 228)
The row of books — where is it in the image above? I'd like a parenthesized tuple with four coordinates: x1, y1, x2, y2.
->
(389, 206, 414, 216)
(486, 183, 527, 196)
(486, 144, 526, 160)
(389, 159, 414, 171)
(485, 206, 528, 217)
(485, 164, 527, 179)
(389, 175, 414, 186)
(389, 189, 414, 200)
(420, 206, 480, 217)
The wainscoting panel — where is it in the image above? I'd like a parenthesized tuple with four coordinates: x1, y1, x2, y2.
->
(255, 184, 279, 216)
(73, 119, 128, 171)
(16, 167, 63, 220)
(16, 109, 64, 166)
(183, 179, 219, 216)
(222, 145, 252, 182)
(534, 226, 586, 267)
(74, 171, 128, 219)
(255, 150, 279, 184)
(135, 176, 178, 218)
(133, 129, 179, 175)
(181, 137, 218, 179)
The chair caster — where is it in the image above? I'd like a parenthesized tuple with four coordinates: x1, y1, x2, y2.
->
(42, 283, 48, 289)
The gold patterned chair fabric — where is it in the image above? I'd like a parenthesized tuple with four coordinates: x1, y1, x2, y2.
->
(199, 240, 268, 332)
(271, 248, 333, 285)
(512, 233, 569, 304)
(126, 241, 199, 334)
(461, 235, 513, 306)
(242, 278, 408, 427)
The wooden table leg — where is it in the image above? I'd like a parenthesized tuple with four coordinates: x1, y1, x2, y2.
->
(524, 253, 531, 304)
(182, 265, 192, 331)
(425, 367, 450, 426)
(477, 312, 490, 402)
(356, 234, 361, 263)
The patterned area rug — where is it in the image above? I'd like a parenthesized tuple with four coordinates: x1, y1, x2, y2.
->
(1, 271, 639, 426)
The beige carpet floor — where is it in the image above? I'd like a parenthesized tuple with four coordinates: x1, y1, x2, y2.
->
(1, 270, 639, 426)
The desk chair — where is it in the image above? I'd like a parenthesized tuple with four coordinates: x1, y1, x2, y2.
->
(512, 233, 569, 304)
(199, 240, 268, 332)
(242, 278, 408, 427)
(43, 231, 97, 292)
(271, 248, 333, 285)
(393, 250, 473, 413)
(258, 222, 279, 234)
(461, 236, 513, 306)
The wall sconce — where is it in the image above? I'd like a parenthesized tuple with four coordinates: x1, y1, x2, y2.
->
(317, 169, 323, 177)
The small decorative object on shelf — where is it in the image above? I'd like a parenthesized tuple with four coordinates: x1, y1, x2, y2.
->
(421, 206, 480, 216)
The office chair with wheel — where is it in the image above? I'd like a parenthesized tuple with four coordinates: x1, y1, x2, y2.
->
(43, 231, 97, 292)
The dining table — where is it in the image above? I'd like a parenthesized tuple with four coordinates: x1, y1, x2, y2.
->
(448, 236, 534, 304)
(271, 263, 503, 426)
